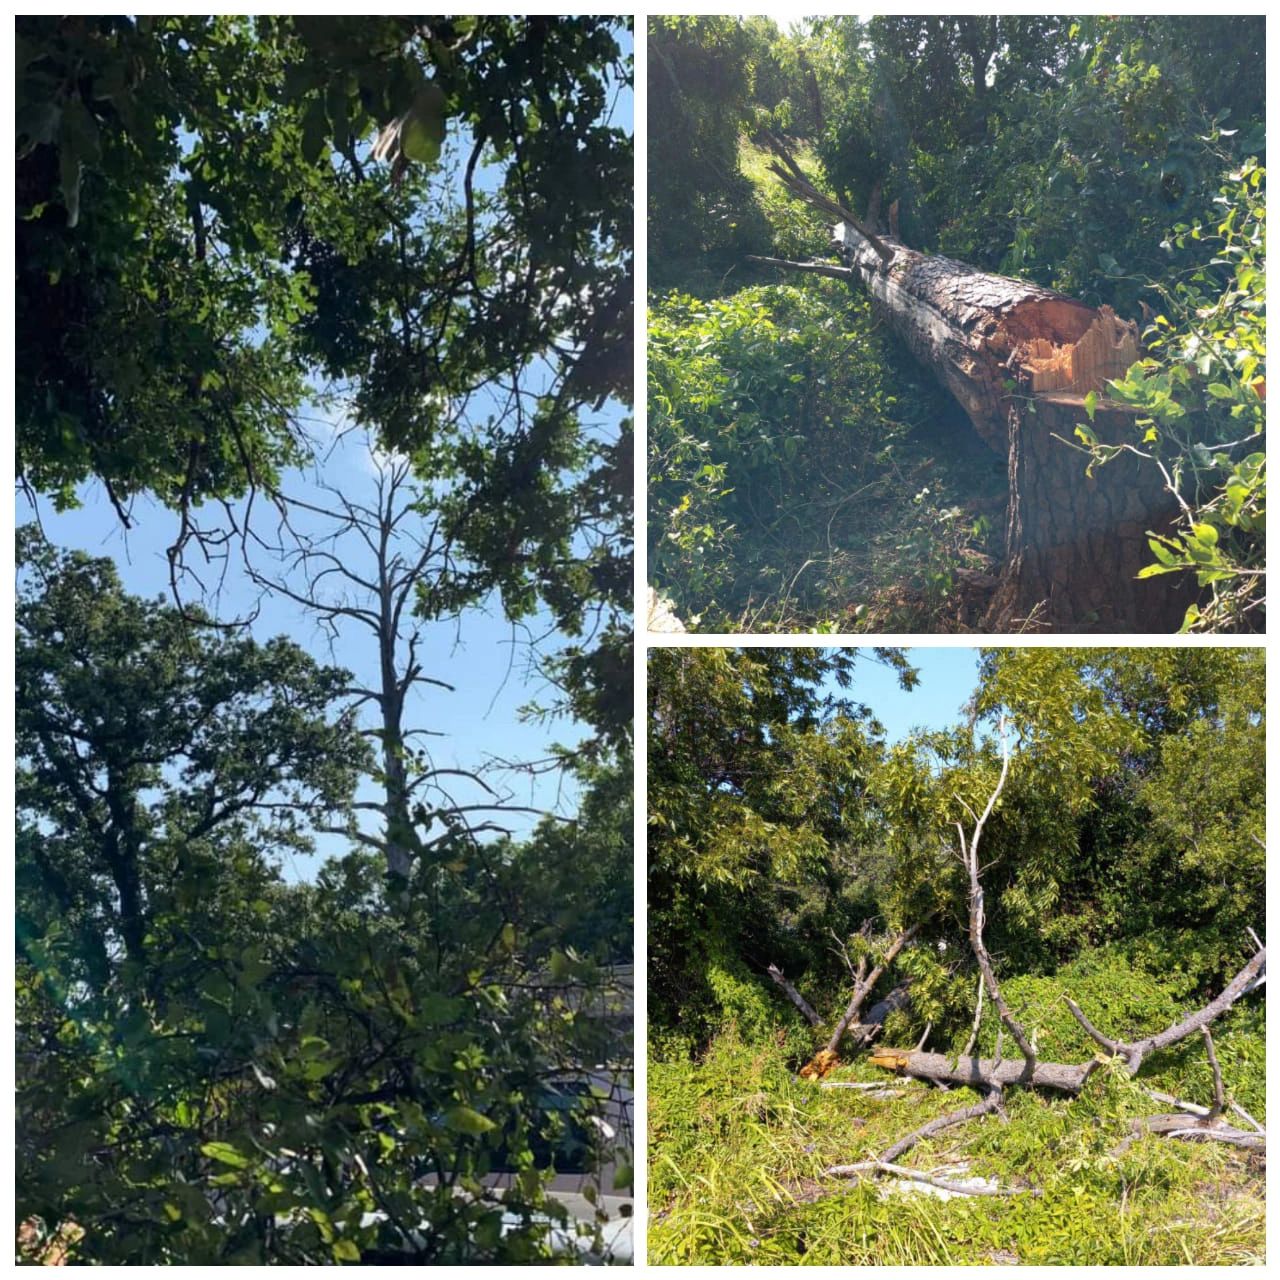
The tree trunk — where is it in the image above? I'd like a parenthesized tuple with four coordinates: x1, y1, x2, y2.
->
(868, 1048, 1094, 1094)
(984, 395, 1191, 631)
(758, 151, 1190, 632)
(826, 220, 1184, 631)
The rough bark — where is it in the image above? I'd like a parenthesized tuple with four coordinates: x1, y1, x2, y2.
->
(985, 396, 1190, 632)
(762, 153, 1188, 632)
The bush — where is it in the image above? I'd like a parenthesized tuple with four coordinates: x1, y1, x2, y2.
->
(648, 282, 995, 630)
(1080, 158, 1265, 631)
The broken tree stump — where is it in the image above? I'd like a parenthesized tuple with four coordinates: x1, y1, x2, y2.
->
(758, 150, 1192, 632)
(830, 219, 1187, 632)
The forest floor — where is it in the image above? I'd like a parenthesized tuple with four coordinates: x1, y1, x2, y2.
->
(648, 950, 1266, 1265)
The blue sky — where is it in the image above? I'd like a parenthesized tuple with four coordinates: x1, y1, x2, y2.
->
(829, 647, 983, 744)
(19, 23, 634, 881)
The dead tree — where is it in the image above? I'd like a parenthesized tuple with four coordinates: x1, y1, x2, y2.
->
(247, 442, 545, 888)
(752, 140, 1192, 633)
(824, 722, 1265, 1194)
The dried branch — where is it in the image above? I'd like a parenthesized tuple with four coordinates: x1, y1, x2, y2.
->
(1065, 944, 1266, 1075)
(880, 1088, 1004, 1164)
(766, 964, 821, 1027)
(1201, 1026, 1226, 1117)
(826, 1159, 1033, 1198)
(825, 923, 920, 1055)
(758, 130, 895, 265)
(1113, 1113, 1265, 1156)
(957, 718, 1036, 1072)
(746, 254, 857, 282)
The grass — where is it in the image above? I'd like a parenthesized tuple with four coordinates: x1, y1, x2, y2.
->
(648, 982, 1265, 1265)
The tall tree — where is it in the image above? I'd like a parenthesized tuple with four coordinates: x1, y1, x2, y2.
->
(17, 526, 366, 992)
(17, 14, 633, 665)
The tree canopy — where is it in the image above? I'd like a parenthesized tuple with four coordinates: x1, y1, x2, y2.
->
(648, 645, 1265, 1263)
(649, 646, 1264, 1050)
(18, 14, 633, 737)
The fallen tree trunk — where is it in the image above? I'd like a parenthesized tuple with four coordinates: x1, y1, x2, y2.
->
(867, 1047, 1094, 1094)
(758, 153, 1192, 632)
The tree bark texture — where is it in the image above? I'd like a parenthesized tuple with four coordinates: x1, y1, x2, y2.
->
(984, 396, 1191, 631)
(827, 219, 1182, 632)
(867, 1048, 1094, 1095)
(759, 152, 1189, 632)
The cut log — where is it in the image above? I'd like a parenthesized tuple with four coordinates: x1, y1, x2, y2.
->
(831, 220, 1187, 632)
(868, 1048, 1096, 1095)
(761, 153, 1192, 632)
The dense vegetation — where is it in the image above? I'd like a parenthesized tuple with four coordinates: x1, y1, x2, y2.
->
(17, 16, 632, 1265)
(648, 16, 1265, 631)
(648, 647, 1264, 1263)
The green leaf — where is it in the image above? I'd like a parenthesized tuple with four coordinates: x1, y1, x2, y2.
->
(201, 1141, 250, 1169)
(1205, 382, 1234, 399)
(399, 82, 447, 165)
(332, 1240, 361, 1263)
(1083, 390, 1098, 421)
(301, 96, 329, 164)
(443, 1105, 497, 1136)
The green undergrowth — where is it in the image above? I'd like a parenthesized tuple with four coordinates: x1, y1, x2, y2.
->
(649, 950, 1265, 1265)
(648, 280, 1005, 633)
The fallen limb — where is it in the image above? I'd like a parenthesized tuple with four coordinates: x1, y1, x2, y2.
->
(746, 254, 857, 283)
(879, 1088, 1005, 1163)
(819, 1083, 909, 1099)
(1142, 1088, 1264, 1134)
(825, 1158, 1034, 1198)
(867, 1048, 1091, 1091)
(1065, 945, 1265, 1075)
(766, 964, 821, 1027)
(1113, 1113, 1266, 1157)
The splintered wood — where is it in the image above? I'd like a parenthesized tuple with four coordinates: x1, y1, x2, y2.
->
(1015, 306, 1140, 395)
(799, 1048, 840, 1081)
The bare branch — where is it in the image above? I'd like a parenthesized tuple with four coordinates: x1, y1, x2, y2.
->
(879, 1088, 1004, 1164)
(826, 1158, 1034, 1198)
(766, 964, 821, 1027)
(825, 922, 921, 1055)
(1200, 1026, 1225, 1116)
